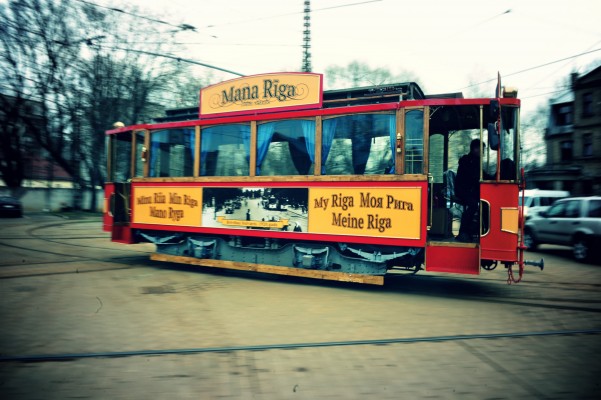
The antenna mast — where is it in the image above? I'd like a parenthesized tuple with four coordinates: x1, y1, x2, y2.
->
(302, 0, 312, 72)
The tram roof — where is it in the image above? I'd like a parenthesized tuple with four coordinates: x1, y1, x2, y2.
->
(153, 81, 467, 123)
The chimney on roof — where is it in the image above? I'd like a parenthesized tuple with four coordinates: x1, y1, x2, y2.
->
(571, 72, 578, 89)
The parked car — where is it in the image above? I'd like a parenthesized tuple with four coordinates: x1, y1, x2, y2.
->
(0, 196, 23, 217)
(519, 189, 569, 220)
(524, 196, 601, 262)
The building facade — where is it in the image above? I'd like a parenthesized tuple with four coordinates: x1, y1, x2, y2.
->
(528, 66, 601, 195)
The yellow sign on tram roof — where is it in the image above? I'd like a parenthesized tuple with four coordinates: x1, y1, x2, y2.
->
(199, 72, 323, 117)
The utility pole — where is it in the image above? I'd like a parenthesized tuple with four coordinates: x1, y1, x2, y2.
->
(302, 0, 312, 72)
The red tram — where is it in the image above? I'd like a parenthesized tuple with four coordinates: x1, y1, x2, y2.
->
(104, 72, 541, 285)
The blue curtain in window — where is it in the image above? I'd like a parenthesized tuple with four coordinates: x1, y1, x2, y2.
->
(241, 124, 251, 162)
(184, 128, 195, 162)
(201, 125, 250, 176)
(200, 127, 213, 176)
(149, 130, 169, 177)
(256, 122, 276, 175)
(386, 114, 396, 173)
(321, 118, 338, 174)
(301, 120, 316, 164)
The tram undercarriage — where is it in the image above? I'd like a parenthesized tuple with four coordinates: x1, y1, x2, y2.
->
(137, 230, 424, 284)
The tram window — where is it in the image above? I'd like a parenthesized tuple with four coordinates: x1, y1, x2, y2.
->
(322, 113, 395, 175)
(449, 130, 480, 173)
(428, 134, 444, 183)
(149, 128, 195, 177)
(111, 133, 132, 182)
(201, 124, 250, 176)
(405, 110, 424, 174)
(257, 119, 315, 176)
(134, 131, 145, 177)
(499, 107, 518, 180)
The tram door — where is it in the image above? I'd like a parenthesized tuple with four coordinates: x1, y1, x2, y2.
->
(105, 131, 140, 243)
(480, 105, 520, 263)
(480, 183, 519, 262)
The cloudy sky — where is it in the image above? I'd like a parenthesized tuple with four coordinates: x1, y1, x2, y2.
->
(97, 0, 600, 113)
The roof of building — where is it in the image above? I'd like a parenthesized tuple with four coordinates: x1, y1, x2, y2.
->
(577, 64, 601, 83)
(549, 90, 574, 105)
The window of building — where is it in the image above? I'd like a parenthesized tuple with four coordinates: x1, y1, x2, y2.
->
(560, 140, 573, 162)
(583, 134, 593, 157)
(557, 105, 573, 125)
(201, 124, 250, 176)
(322, 113, 395, 175)
(149, 129, 195, 177)
(583, 93, 594, 117)
(257, 119, 315, 176)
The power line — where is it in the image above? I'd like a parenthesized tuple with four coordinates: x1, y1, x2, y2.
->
(523, 38, 601, 92)
(94, 44, 244, 77)
(521, 88, 571, 100)
(74, 0, 197, 32)
(461, 47, 601, 90)
(446, 9, 511, 39)
(206, 0, 382, 28)
(127, 42, 297, 47)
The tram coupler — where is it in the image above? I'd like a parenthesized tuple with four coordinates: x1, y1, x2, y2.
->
(523, 258, 544, 271)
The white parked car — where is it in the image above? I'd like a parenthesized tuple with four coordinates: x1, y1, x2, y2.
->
(519, 189, 569, 220)
(524, 196, 601, 262)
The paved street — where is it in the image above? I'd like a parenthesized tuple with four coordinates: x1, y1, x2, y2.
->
(0, 214, 600, 399)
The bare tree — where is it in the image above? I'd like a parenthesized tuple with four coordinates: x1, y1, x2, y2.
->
(0, 0, 89, 200)
(521, 103, 548, 171)
(0, 0, 200, 209)
(325, 61, 422, 90)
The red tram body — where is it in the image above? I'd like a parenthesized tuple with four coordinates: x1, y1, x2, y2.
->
(104, 72, 536, 285)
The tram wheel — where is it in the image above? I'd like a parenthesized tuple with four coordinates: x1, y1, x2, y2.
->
(481, 260, 498, 271)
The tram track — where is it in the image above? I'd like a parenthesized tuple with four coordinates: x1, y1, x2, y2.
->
(0, 219, 150, 259)
(3, 219, 600, 315)
(1, 328, 599, 363)
(0, 219, 152, 278)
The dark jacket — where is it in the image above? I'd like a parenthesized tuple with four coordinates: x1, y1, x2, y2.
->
(455, 154, 480, 205)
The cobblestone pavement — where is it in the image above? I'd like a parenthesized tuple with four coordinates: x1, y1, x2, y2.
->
(0, 214, 599, 399)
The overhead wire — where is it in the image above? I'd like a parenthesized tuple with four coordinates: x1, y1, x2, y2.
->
(522, 39, 601, 92)
(460, 47, 601, 90)
(93, 44, 244, 76)
(73, 0, 197, 32)
(521, 88, 571, 100)
(205, 0, 383, 28)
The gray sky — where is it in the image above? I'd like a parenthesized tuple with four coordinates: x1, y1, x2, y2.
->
(99, 0, 601, 113)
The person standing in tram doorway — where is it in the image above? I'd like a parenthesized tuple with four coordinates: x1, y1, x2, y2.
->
(455, 139, 484, 242)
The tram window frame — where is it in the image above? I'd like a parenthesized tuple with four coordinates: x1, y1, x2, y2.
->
(109, 132, 134, 183)
(481, 105, 520, 182)
(500, 106, 519, 181)
(200, 123, 251, 177)
(427, 105, 484, 181)
(403, 108, 427, 175)
(148, 128, 196, 178)
(256, 118, 316, 176)
(133, 130, 147, 178)
(321, 112, 397, 176)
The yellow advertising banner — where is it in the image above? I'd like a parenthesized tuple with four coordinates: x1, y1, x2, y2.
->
(308, 187, 422, 239)
(133, 186, 203, 227)
(199, 73, 322, 117)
